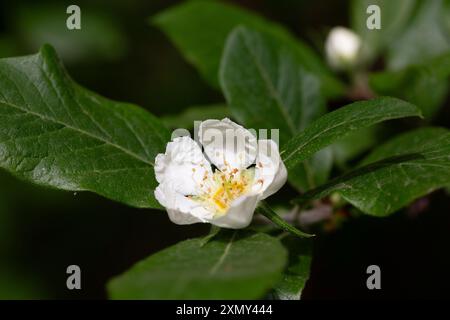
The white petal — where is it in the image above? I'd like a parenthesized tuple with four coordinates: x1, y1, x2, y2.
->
(154, 136, 215, 225)
(155, 136, 211, 196)
(210, 194, 259, 229)
(253, 139, 287, 200)
(155, 183, 214, 225)
(167, 209, 203, 225)
(198, 118, 257, 170)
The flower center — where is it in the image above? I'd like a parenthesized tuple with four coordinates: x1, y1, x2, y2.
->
(193, 166, 254, 217)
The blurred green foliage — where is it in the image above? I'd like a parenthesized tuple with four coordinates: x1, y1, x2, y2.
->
(14, 4, 127, 63)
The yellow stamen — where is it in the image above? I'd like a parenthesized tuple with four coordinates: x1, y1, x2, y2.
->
(193, 166, 255, 217)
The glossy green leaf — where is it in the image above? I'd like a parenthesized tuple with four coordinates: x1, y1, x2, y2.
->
(220, 26, 330, 190)
(162, 103, 229, 130)
(153, 0, 343, 97)
(272, 237, 312, 300)
(0, 45, 170, 208)
(281, 97, 422, 171)
(108, 231, 287, 299)
(351, 0, 417, 65)
(220, 26, 326, 144)
(294, 127, 450, 216)
(386, 0, 450, 70)
(370, 53, 450, 118)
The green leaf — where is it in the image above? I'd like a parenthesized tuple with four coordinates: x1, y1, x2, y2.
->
(153, 0, 343, 97)
(0, 45, 170, 208)
(257, 201, 314, 238)
(294, 127, 450, 216)
(220, 26, 330, 190)
(272, 237, 312, 300)
(108, 231, 287, 299)
(370, 53, 450, 118)
(351, 0, 417, 65)
(386, 0, 450, 70)
(220, 26, 326, 144)
(161, 103, 229, 130)
(281, 97, 422, 171)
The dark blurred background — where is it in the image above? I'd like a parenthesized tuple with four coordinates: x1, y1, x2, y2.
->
(0, 0, 449, 299)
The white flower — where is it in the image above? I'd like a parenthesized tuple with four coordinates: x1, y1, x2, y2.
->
(325, 26, 361, 70)
(154, 118, 287, 229)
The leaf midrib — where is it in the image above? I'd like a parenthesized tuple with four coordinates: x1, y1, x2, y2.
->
(237, 30, 321, 188)
(0, 99, 154, 167)
(209, 231, 237, 275)
(240, 31, 297, 136)
(298, 156, 450, 202)
(281, 110, 413, 165)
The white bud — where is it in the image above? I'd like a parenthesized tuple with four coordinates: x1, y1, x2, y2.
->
(325, 27, 361, 70)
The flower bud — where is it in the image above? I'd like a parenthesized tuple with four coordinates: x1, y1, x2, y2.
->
(325, 27, 361, 70)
